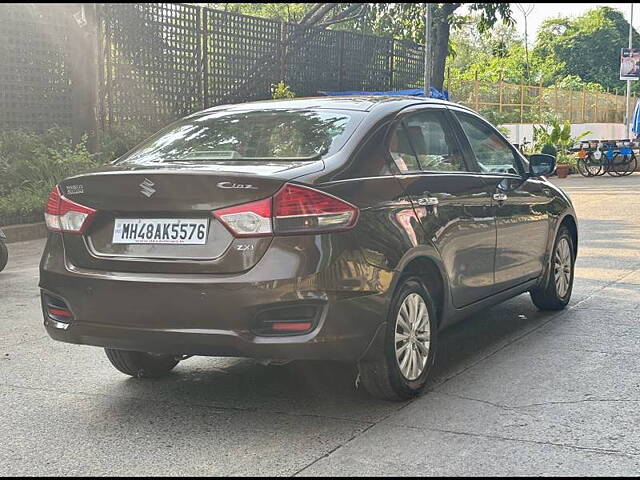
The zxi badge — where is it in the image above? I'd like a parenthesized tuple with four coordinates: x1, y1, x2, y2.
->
(140, 178, 156, 198)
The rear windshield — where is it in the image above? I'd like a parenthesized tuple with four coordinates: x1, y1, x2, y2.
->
(118, 109, 362, 164)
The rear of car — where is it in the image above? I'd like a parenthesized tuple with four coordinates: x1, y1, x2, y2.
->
(39, 105, 388, 361)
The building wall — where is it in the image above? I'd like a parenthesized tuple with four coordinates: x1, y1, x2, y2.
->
(501, 123, 631, 145)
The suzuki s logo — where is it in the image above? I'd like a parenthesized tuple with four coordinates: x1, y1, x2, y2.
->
(217, 181, 258, 190)
(139, 178, 156, 198)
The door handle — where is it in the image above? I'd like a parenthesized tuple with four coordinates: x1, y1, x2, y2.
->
(493, 193, 508, 202)
(417, 197, 439, 206)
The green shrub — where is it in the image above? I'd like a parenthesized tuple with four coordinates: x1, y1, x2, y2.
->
(271, 81, 296, 99)
(0, 127, 96, 197)
(540, 143, 558, 157)
(0, 128, 96, 221)
(0, 186, 51, 219)
(532, 119, 591, 157)
(0, 124, 155, 222)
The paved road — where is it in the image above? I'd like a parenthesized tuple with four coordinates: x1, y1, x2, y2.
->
(2, 174, 640, 476)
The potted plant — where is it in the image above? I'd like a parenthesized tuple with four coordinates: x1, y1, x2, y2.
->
(533, 120, 590, 178)
(555, 152, 572, 178)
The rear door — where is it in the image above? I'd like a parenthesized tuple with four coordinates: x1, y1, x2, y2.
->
(389, 105, 496, 308)
(451, 108, 552, 291)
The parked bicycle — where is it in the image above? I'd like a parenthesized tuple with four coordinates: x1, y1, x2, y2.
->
(611, 141, 637, 176)
(576, 142, 602, 177)
(576, 139, 637, 177)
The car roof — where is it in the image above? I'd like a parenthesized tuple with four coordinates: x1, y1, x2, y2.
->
(192, 96, 471, 116)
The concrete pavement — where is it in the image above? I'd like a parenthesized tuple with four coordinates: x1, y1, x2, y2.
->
(1, 174, 639, 475)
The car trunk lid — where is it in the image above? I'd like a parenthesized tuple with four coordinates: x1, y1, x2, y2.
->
(58, 161, 322, 274)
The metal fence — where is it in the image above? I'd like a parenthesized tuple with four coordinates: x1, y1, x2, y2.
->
(100, 3, 425, 130)
(101, 3, 204, 128)
(0, 3, 407, 133)
(447, 74, 636, 125)
(0, 3, 635, 136)
(0, 4, 73, 132)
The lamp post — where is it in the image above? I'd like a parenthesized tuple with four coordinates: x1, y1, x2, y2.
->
(516, 4, 535, 82)
(424, 3, 432, 96)
(626, 3, 634, 139)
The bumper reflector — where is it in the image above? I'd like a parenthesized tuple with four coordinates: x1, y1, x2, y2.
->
(252, 303, 322, 336)
(47, 307, 72, 319)
(42, 293, 74, 329)
(271, 322, 313, 332)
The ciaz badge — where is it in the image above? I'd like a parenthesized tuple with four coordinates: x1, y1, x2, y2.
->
(217, 182, 258, 190)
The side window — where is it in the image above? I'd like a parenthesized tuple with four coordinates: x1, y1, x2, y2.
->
(455, 112, 521, 175)
(404, 110, 468, 172)
(388, 124, 421, 173)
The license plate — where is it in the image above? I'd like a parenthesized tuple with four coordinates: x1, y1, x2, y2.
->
(112, 218, 209, 245)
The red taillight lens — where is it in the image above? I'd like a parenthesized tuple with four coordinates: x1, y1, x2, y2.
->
(273, 184, 358, 235)
(212, 184, 359, 238)
(44, 186, 96, 234)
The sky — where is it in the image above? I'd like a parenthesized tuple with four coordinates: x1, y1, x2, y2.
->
(463, 3, 634, 43)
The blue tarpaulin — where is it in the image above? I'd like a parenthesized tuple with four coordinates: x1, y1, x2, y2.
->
(318, 87, 449, 101)
(632, 99, 640, 136)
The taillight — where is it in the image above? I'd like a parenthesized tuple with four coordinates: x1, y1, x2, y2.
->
(212, 183, 358, 238)
(44, 185, 96, 234)
(273, 184, 358, 234)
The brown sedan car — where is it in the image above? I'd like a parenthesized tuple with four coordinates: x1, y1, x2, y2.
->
(40, 97, 577, 400)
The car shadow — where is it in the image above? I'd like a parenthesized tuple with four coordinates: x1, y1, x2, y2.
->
(110, 294, 552, 420)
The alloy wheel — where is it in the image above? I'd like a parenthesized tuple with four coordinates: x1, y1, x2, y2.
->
(554, 237, 572, 298)
(394, 293, 431, 381)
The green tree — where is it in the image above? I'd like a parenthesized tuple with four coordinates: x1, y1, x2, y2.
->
(448, 18, 563, 86)
(207, 3, 314, 23)
(361, 3, 514, 90)
(534, 7, 640, 92)
(208, 3, 514, 92)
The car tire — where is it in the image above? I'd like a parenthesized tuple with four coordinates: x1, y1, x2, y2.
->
(357, 276, 438, 401)
(530, 225, 575, 311)
(104, 348, 179, 378)
(0, 241, 7, 272)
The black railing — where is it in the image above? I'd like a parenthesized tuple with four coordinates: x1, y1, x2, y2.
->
(0, 3, 426, 134)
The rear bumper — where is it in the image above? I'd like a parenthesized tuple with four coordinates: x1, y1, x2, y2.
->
(40, 233, 393, 361)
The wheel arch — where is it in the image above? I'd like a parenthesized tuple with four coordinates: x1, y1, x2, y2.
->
(537, 211, 578, 290)
(560, 214, 578, 256)
(358, 248, 450, 363)
(393, 248, 450, 328)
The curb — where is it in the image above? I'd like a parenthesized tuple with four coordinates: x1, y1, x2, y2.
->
(2, 222, 47, 244)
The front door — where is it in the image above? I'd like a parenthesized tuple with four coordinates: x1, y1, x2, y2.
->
(452, 109, 551, 291)
(388, 106, 496, 308)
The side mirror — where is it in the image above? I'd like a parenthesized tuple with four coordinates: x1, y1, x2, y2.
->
(528, 154, 556, 177)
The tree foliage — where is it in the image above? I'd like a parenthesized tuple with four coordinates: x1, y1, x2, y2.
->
(206, 4, 638, 95)
(534, 7, 640, 92)
(448, 19, 562, 85)
(357, 3, 513, 89)
(207, 3, 367, 28)
(208, 3, 312, 23)
(208, 3, 513, 91)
